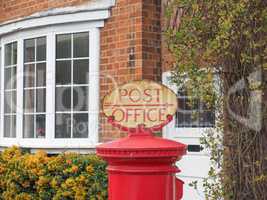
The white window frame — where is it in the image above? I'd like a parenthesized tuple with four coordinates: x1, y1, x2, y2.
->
(0, 19, 102, 149)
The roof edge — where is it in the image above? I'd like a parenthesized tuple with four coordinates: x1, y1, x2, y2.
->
(0, 0, 116, 36)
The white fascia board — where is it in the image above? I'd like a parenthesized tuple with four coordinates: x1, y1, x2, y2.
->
(0, 0, 116, 36)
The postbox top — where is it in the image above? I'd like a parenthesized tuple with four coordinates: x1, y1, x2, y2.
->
(97, 134, 187, 159)
(98, 134, 185, 149)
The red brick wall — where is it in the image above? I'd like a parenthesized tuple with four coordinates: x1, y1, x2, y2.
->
(99, 0, 143, 141)
(100, 0, 162, 141)
(0, 0, 162, 142)
(142, 0, 161, 81)
(0, 0, 90, 23)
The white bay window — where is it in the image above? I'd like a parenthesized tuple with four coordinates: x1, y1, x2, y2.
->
(0, 0, 114, 150)
(23, 37, 46, 138)
(55, 33, 89, 139)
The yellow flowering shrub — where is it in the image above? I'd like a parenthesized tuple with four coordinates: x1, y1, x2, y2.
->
(0, 146, 107, 200)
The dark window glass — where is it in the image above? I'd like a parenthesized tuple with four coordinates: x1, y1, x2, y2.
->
(4, 116, 15, 138)
(24, 89, 34, 113)
(37, 37, 46, 61)
(56, 34, 71, 59)
(176, 91, 215, 128)
(23, 115, 34, 138)
(5, 43, 12, 66)
(4, 42, 17, 66)
(12, 43, 17, 65)
(36, 89, 46, 112)
(11, 116, 16, 138)
(73, 60, 89, 84)
(4, 116, 11, 137)
(56, 61, 71, 85)
(36, 115, 46, 138)
(4, 92, 12, 113)
(56, 87, 71, 111)
(36, 63, 46, 87)
(55, 114, 71, 138)
(73, 32, 89, 58)
(11, 91, 17, 113)
(24, 39, 35, 62)
(73, 113, 88, 138)
(24, 64, 35, 88)
(73, 86, 88, 111)
(11, 68, 17, 89)
(4, 68, 11, 89)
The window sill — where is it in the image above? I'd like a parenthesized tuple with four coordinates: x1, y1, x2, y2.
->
(0, 138, 100, 153)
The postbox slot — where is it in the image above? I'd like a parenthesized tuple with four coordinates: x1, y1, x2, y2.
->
(187, 144, 204, 152)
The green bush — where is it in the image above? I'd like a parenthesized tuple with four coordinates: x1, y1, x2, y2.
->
(0, 146, 108, 200)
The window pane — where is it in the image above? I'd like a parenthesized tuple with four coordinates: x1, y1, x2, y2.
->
(73, 113, 88, 138)
(4, 68, 11, 89)
(73, 60, 89, 84)
(200, 111, 215, 127)
(4, 116, 11, 137)
(24, 39, 35, 63)
(12, 43, 17, 65)
(24, 89, 34, 113)
(4, 68, 16, 89)
(36, 63, 46, 87)
(56, 34, 71, 59)
(23, 115, 34, 138)
(56, 87, 71, 111)
(5, 44, 12, 66)
(36, 115, 46, 138)
(56, 61, 71, 85)
(73, 32, 89, 58)
(176, 112, 185, 127)
(24, 64, 35, 88)
(36, 89, 46, 112)
(177, 111, 200, 127)
(184, 98, 199, 110)
(11, 91, 17, 113)
(11, 116, 16, 138)
(55, 114, 71, 138)
(4, 91, 12, 113)
(11, 67, 17, 89)
(73, 86, 88, 111)
(37, 37, 46, 61)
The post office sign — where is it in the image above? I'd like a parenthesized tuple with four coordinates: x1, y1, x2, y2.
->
(102, 80, 177, 128)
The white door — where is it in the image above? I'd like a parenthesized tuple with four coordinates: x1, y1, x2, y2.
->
(162, 72, 215, 200)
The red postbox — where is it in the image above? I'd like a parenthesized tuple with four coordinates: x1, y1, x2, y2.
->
(97, 116, 187, 200)
(97, 80, 187, 200)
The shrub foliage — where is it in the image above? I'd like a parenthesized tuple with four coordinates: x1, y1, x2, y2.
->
(0, 146, 108, 200)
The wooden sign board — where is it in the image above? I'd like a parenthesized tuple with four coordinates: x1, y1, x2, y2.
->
(102, 80, 177, 128)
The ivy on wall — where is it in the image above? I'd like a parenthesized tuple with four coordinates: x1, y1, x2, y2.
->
(164, 0, 267, 199)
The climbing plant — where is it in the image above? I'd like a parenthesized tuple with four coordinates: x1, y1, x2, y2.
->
(164, 0, 267, 199)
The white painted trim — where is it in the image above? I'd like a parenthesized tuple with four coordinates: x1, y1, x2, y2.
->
(46, 33, 56, 141)
(0, 0, 116, 36)
(1, 21, 103, 46)
(89, 28, 100, 144)
(0, 138, 100, 149)
(0, 42, 4, 140)
(16, 39, 23, 140)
